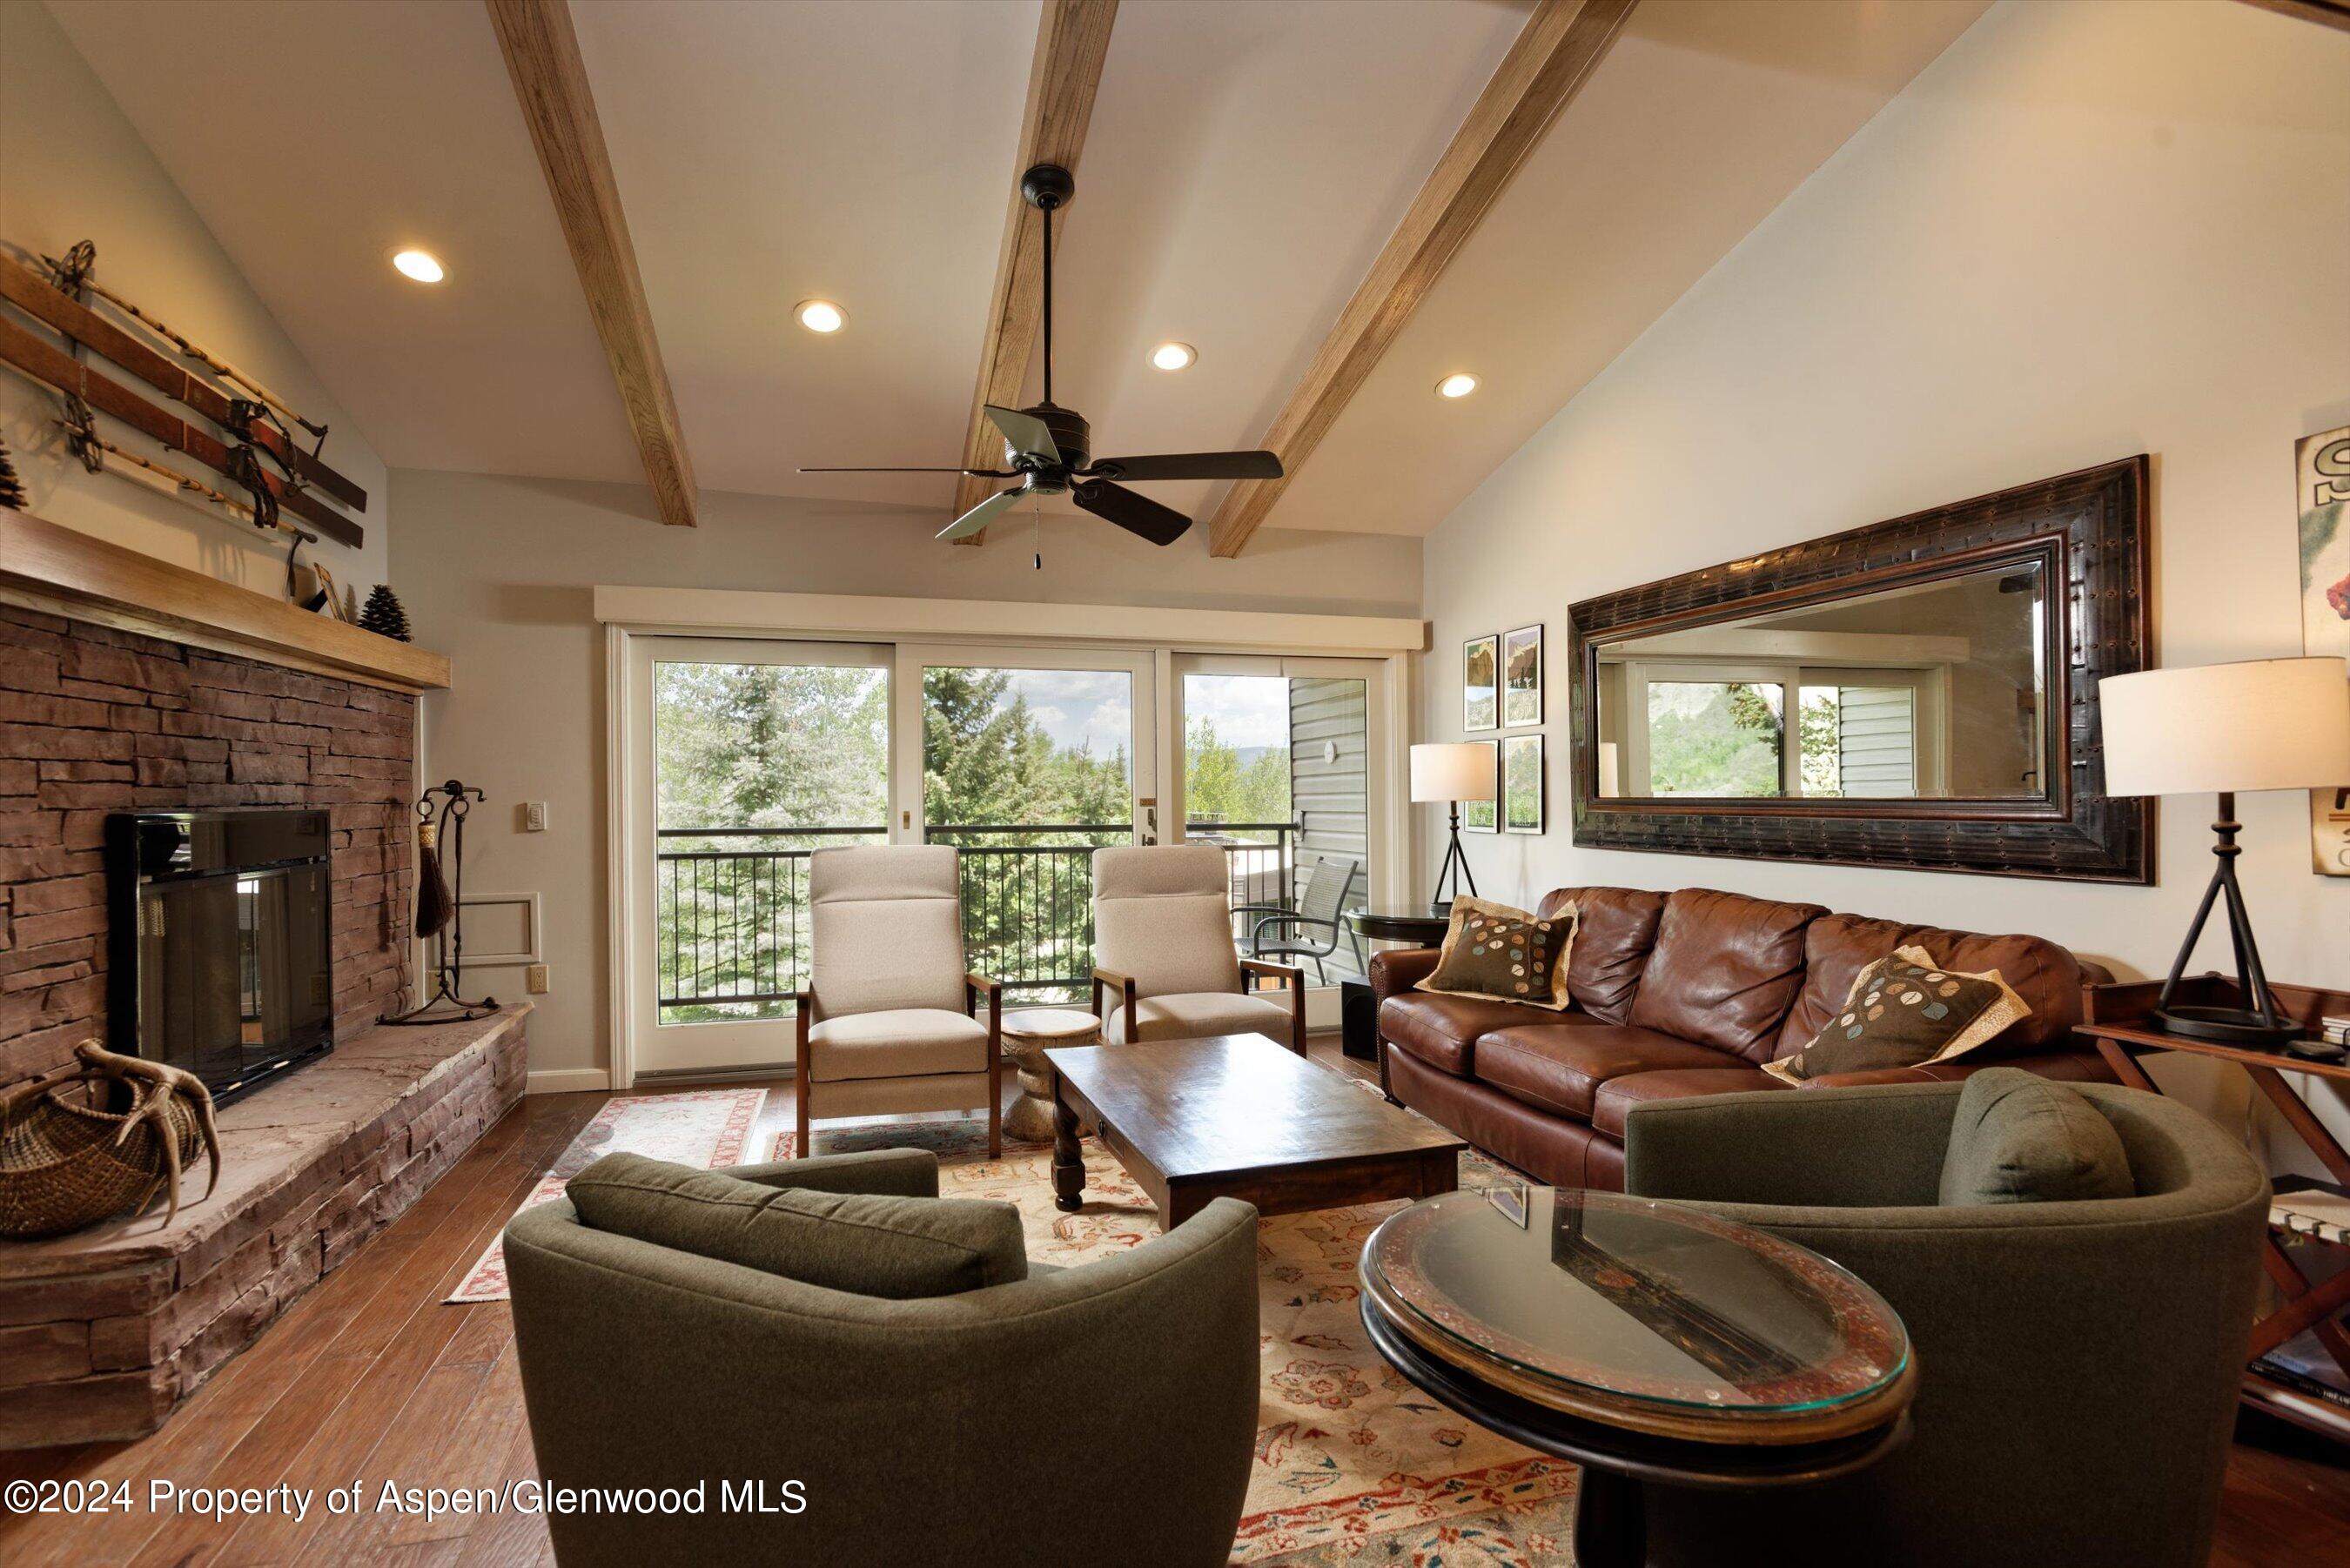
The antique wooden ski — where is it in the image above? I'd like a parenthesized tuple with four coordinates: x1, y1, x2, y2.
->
(0, 251, 367, 513)
(0, 312, 363, 547)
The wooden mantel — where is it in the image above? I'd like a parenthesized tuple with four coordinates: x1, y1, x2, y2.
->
(0, 509, 448, 692)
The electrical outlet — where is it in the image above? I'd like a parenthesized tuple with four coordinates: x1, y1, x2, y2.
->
(523, 801, 548, 833)
(526, 963, 551, 995)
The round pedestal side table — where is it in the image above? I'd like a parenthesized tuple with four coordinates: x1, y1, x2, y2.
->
(1000, 1008, 1102, 1143)
(1360, 1187, 1916, 1568)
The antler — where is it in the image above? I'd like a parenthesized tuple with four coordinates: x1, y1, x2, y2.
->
(78, 1042, 223, 1223)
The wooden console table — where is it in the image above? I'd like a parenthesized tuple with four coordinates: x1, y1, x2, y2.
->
(2079, 976, 2350, 1439)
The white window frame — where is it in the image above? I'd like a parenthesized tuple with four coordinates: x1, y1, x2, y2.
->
(601, 589, 1419, 1088)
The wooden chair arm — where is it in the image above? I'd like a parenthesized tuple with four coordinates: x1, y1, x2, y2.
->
(1239, 957, 1306, 989)
(1239, 960, 1311, 1056)
(1091, 967, 1140, 1042)
(966, 973, 1004, 1059)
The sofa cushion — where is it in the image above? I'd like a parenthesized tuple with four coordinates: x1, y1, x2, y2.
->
(567, 1152, 1028, 1297)
(1627, 888, 1825, 1062)
(1591, 1066, 1789, 1141)
(1536, 887, 1667, 1023)
(1474, 1022, 1736, 1120)
(1418, 895, 1574, 1008)
(1938, 1068, 2134, 1206)
(1380, 993, 1581, 1076)
(1775, 917, 2095, 1061)
(807, 1008, 988, 1082)
(1774, 913, 1922, 1058)
(1765, 946, 2033, 1086)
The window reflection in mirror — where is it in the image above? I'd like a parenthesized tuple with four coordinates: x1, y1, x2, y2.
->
(1594, 560, 2048, 802)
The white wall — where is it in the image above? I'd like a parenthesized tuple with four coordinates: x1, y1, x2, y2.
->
(391, 468, 1420, 1082)
(1417, 1, 2350, 1162)
(0, 1, 386, 594)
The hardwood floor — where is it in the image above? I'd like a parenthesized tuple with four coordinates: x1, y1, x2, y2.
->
(2, 1037, 2344, 1565)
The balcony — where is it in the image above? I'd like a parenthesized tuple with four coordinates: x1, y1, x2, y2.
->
(656, 820, 1332, 1022)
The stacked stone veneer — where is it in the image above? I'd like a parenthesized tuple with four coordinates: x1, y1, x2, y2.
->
(0, 601, 531, 1447)
(0, 600, 414, 1083)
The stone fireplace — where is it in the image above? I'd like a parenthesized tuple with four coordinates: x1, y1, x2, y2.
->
(0, 525, 527, 1447)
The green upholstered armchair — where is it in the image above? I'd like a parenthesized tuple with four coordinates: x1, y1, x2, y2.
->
(1622, 1081, 2268, 1568)
(504, 1148, 1261, 1568)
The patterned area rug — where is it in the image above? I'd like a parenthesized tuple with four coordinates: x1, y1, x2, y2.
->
(776, 1117, 1581, 1566)
(448, 1088, 767, 1303)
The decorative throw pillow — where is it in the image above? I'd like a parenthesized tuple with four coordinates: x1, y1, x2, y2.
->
(567, 1152, 1028, 1298)
(1414, 895, 1575, 1009)
(1938, 1067, 2134, 1205)
(1763, 944, 2031, 1085)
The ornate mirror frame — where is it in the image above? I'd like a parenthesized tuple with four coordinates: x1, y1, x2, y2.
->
(1567, 456, 2152, 883)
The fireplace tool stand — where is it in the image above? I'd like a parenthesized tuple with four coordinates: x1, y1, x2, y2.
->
(382, 780, 498, 1026)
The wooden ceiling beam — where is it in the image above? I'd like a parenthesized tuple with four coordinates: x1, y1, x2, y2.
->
(950, 0, 1118, 545)
(1207, 0, 1637, 558)
(2233, 0, 2350, 34)
(488, 0, 697, 526)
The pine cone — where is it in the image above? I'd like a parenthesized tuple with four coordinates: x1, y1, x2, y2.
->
(0, 433, 25, 510)
(359, 584, 412, 642)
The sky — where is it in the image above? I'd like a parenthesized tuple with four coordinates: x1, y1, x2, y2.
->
(974, 669, 1295, 754)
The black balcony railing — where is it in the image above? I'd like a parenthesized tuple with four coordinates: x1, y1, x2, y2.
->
(655, 820, 1302, 1020)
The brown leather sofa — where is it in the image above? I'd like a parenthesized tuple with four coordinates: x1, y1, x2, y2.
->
(1371, 886, 2114, 1190)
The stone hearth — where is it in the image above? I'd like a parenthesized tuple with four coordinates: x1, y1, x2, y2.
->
(0, 1006, 527, 1448)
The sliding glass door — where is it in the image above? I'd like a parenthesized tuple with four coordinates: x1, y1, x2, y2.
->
(621, 633, 1388, 1082)
(1172, 654, 1386, 991)
(628, 637, 892, 1075)
(896, 645, 1156, 1001)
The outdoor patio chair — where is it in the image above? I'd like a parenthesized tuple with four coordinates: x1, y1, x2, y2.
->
(1237, 853, 1365, 983)
(795, 844, 1003, 1157)
(1091, 844, 1307, 1054)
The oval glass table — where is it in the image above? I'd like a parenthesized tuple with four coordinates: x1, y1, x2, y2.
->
(1360, 1187, 1915, 1568)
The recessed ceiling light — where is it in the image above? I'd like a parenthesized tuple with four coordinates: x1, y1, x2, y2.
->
(1150, 341, 1196, 372)
(392, 250, 445, 284)
(1436, 372, 1479, 399)
(797, 299, 846, 333)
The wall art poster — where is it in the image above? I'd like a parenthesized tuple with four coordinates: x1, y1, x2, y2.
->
(1504, 733, 1545, 834)
(1503, 624, 1543, 727)
(1464, 635, 1499, 732)
(1463, 740, 1498, 833)
(2300, 425, 2350, 875)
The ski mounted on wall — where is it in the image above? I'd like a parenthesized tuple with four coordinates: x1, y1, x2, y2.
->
(0, 253, 367, 512)
(0, 312, 364, 548)
(0, 241, 366, 544)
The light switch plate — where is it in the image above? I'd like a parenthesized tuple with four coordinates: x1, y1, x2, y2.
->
(526, 963, 551, 994)
(523, 801, 548, 833)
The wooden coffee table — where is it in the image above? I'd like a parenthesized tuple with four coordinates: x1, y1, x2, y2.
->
(1044, 1034, 1465, 1230)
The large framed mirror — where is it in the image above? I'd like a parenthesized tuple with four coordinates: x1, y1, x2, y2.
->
(1568, 457, 2151, 881)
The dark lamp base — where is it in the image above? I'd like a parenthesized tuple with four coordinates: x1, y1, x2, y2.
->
(2151, 1004, 2304, 1048)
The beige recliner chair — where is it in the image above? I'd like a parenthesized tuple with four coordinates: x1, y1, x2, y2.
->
(795, 844, 1003, 1157)
(1091, 843, 1306, 1054)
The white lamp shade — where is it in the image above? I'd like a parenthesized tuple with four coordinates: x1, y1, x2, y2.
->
(2100, 657, 2350, 797)
(1411, 741, 1496, 803)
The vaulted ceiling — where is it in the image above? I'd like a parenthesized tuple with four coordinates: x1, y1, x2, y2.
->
(47, 0, 1988, 546)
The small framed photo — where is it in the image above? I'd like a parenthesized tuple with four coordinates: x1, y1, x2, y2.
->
(1462, 739, 1499, 833)
(1503, 624, 1542, 727)
(1504, 733, 1545, 834)
(1463, 634, 1499, 732)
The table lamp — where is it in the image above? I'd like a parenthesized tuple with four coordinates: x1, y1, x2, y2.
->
(2100, 656, 2350, 1044)
(1411, 742, 1496, 915)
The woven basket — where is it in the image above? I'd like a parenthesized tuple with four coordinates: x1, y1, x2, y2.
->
(0, 1041, 222, 1241)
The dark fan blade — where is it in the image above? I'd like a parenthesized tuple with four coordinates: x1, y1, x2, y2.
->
(1084, 450, 1282, 483)
(1072, 481, 1191, 546)
(798, 466, 1017, 475)
(937, 486, 1026, 542)
(984, 405, 1059, 465)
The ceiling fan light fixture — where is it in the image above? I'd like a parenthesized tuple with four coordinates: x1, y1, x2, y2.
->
(1149, 341, 1196, 372)
(1436, 372, 1479, 399)
(392, 249, 445, 284)
(796, 299, 847, 334)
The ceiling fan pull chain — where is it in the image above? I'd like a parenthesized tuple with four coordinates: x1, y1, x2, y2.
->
(1033, 496, 1044, 570)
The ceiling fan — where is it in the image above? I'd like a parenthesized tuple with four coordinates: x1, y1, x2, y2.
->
(798, 164, 1282, 546)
